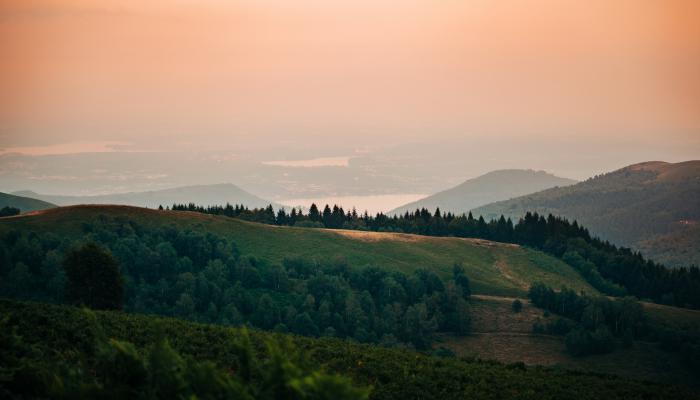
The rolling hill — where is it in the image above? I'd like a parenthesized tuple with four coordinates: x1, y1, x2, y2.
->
(0, 191, 56, 213)
(389, 169, 576, 216)
(473, 161, 700, 267)
(0, 205, 596, 297)
(3, 205, 700, 390)
(12, 183, 278, 210)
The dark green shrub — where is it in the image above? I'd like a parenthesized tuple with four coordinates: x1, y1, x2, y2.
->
(511, 299, 522, 313)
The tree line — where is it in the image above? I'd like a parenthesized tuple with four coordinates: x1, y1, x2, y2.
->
(166, 203, 700, 309)
(528, 282, 700, 370)
(528, 283, 644, 356)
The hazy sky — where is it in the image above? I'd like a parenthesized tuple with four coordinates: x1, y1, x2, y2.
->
(1, 0, 699, 197)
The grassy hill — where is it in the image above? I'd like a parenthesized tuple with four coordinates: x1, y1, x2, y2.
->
(473, 161, 700, 267)
(0, 205, 596, 297)
(2, 299, 696, 400)
(13, 183, 278, 210)
(3, 205, 699, 393)
(389, 169, 576, 216)
(0, 191, 56, 213)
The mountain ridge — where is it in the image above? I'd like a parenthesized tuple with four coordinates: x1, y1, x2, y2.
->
(473, 160, 700, 267)
(389, 169, 576, 215)
(12, 183, 279, 210)
(0, 191, 57, 213)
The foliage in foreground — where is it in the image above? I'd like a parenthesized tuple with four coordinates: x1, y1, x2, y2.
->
(1, 299, 696, 400)
(0, 313, 368, 400)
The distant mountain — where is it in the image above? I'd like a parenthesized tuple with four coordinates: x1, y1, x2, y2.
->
(0, 192, 56, 213)
(12, 183, 278, 210)
(473, 161, 700, 267)
(389, 169, 576, 216)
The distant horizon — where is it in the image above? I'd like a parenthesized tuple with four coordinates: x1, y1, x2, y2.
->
(7, 158, 697, 195)
(7, 159, 697, 215)
(2, 0, 698, 201)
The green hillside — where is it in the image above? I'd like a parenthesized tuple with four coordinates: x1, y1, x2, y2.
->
(0, 205, 596, 297)
(0, 191, 56, 213)
(3, 205, 699, 394)
(473, 161, 700, 267)
(2, 299, 695, 400)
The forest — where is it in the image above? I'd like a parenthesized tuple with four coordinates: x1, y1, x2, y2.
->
(527, 282, 700, 368)
(0, 215, 471, 350)
(167, 203, 700, 309)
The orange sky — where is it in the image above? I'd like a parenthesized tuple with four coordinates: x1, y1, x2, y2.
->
(1, 0, 699, 151)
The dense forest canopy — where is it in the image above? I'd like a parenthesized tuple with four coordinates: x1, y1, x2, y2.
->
(167, 202, 700, 309)
(0, 215, 472, 350)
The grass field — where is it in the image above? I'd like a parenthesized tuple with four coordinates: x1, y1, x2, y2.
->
(0, 205, 598, 297)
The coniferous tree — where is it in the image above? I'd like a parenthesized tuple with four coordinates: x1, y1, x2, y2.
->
(308, 204, 320, 222)
(322, 205, 333, 227)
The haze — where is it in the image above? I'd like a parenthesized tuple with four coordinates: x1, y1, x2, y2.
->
(1, 0, 699, 205)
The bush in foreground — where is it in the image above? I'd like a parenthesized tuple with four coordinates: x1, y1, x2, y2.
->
(0, 313, 369, 400)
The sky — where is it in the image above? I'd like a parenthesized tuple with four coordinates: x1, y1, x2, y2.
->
(1, 0, 699, 201)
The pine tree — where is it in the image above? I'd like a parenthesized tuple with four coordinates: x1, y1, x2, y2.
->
(322, 205, 332, 227)
(308, 204, 320, 222)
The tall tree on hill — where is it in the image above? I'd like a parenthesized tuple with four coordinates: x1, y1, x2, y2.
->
(63, 242, 124, 310)
(289, 208, 298, 226)
(322, 205, 333, 227)
(276, 208, 288, 226)
(308, 204, 320, 222)
(330, 205, 346, 228)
